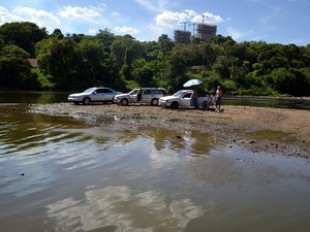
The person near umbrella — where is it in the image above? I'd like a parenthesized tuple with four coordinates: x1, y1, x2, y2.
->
(191, 89, 199, 109)
(215, 85, 223, 112)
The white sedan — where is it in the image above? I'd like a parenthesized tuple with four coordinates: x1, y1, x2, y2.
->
(68, 87, 120, 105)
(159, 90, 214, 109)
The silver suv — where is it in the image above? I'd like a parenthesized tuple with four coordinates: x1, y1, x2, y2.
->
(114, 87, 167, 106)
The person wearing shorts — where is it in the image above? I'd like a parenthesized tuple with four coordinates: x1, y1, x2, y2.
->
(215, 85, 222, 112)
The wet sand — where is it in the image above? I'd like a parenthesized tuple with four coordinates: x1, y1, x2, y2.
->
(29, 103, 310, 159)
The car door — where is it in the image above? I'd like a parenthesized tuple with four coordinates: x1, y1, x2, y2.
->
(129, 89, 139, 103)
(101, 88, 115, 101)
(92, 89, 105, 101)
(142, 89, 152, 103)
(91, 89, 101, 101)
(180, 92, 192, 107)
(92, 88, 114, 102)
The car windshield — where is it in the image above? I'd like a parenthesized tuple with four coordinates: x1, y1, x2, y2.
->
(129, 89, 138, 95)
(172, 90, 188, 97)
(82, 88, 95, 94)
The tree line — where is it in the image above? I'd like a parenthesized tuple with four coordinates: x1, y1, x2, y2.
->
(0, 22, 310, 96)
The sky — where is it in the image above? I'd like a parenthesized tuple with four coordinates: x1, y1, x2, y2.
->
(0, 0, 309, 45)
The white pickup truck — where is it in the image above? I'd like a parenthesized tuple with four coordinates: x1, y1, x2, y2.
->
(159, 89, 214, 109)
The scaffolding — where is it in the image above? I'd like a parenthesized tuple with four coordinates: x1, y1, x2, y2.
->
(174, 30, 191, 43)
(196, 23, 217, 41)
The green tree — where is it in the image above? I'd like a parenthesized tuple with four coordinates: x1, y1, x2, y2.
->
(157, 34, 174, 58)
(269, 68, 309, 96)
(212, 55, 232, 79)
(0, 22, 47, 57)
(0, 44, 39, 89)
(111, 35, 146, 88)
(200, 43, 217, 68)
(96, 29, 115, 48)
(2, 20, 310, 96)
(164, 45, 190, 91)
(36, 37, 81, 89)
(50, 29, 64, 39)
(77, 38, 105, 86)
(132, 59, 154, 86)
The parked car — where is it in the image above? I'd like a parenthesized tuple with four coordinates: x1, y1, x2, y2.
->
(114, 87, 167, 106)
(157, 87, 169, 96)
(159, 89, 214, 109)
(67, 87, 120, 105)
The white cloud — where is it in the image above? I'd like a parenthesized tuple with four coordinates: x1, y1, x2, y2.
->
(46, 186, 205, 231)
(155, 10, 223, 28)
(0, 6, 22, 24)
(114, 26, 140, 35)
(0, 4, 111, 35)
(111, 11, 120, 17)
(145, 23, 170, 37)
(13, 6, 60, 26)
(0, 6, 60, 32)
(58, 6, 101, 20)
(135, 0, 169, 12)
(135, 0, 158, 11)
(192, 12, 224, 25)
(156, 10, 189, 28)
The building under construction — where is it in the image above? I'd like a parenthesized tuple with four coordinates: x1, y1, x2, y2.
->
(196, 23, 217, 41)
(174, 23, 217, 43)
(174, 30, 191, 43)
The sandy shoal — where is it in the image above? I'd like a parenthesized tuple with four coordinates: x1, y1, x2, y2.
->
(30, 103, 310, 159)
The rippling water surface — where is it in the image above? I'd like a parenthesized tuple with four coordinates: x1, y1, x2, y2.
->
(0, 104, 309, 232)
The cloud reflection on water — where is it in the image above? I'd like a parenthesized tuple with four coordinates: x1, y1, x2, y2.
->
(46, 185, 204, 232)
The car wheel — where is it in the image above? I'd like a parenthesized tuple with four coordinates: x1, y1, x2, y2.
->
(83, 97, 91, 105)
(150, 98, 159, 106)
(111, 97, 115, 104)
(74, 102, 79, 105)
(120, 98, 129, 106)
(171, 101, 179, 109)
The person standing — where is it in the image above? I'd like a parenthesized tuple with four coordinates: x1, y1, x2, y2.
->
(215, 85, 223, 112)
(191, 89, 199, 109)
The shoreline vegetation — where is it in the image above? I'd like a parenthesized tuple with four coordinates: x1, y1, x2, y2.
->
(1, 22, 310, 97)
(29, 103, 310, 160)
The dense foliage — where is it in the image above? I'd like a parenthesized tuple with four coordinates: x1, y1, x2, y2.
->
(1, 22, 309, 96)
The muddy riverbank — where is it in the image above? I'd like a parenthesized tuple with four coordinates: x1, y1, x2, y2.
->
(29, 103, 310, 159)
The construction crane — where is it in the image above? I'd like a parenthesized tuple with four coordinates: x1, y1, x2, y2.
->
(180, 21, 187, 31)
(202, 14, 209, 24)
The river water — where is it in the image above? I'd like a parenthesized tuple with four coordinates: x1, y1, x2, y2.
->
(0, 92, 310, 231)
(0, 90, 310, 109)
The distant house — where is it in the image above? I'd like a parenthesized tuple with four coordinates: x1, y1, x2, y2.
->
(28, 58, 39, 68)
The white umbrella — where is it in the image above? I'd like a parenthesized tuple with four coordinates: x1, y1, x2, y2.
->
(183, 79, 204, 88)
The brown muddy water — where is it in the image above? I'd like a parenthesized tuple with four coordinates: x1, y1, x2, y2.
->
(0, 103, 310, 232)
